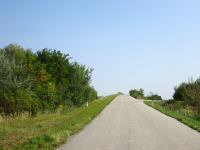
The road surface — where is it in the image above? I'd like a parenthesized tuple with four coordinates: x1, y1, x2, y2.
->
(58, 95, 200, 150)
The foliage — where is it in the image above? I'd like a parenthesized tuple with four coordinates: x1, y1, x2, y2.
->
(0, 44, 97, 117)
(129, 89, 145, 99)
(173, 78, 200, 103)
(0, 50, 38, 117)
(173, 78, 200, 119)
(129, 89, 162, 100)
(146, 92, 162, 100)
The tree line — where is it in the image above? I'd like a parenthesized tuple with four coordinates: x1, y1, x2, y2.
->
(0, 44, 97, 117)
(129, 89, 162, 100)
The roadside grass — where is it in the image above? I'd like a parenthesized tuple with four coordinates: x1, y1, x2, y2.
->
(0, 94, 118, 150)
(144, 101, 200, 132)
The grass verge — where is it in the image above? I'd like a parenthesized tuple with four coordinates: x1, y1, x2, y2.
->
(0, 94, 118, 150)
(144, 101, 200, 132)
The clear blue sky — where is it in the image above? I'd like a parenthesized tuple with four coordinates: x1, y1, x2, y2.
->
(1, 0, 200, 99)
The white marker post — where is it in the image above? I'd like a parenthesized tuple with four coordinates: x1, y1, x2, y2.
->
(152, 100, 154, 107)
(86, 102, 89, 107)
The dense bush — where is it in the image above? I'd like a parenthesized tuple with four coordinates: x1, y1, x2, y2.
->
(173, 78, 200, 119)
(129, 89, 162, 100)
(0, 44, 97, 117)
(129, 89, 145, 99)
(173, 78, 200, 104)
(146, 93, 162, 100)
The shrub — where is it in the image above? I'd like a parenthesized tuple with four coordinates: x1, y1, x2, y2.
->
(129, 89, 145, 99)
(173, 78, 200, 104)
(146, 93, 162, 100)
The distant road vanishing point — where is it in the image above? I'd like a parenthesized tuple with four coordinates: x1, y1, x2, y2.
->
(58, 95, 200, 150)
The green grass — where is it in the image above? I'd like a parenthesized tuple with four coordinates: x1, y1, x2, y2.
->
(144, 101, 200, 132)
(0, 94, 118, 150)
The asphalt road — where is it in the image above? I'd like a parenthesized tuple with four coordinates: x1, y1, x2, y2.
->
(58, 95, 200, 150)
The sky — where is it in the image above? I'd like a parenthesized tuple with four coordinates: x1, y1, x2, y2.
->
(0, 0, 200, 99)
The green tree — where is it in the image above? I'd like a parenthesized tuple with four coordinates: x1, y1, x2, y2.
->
(129, 89, 144, 99)
(0, 50, 38, 117)
(69, 63, 94, 105)
(37, 49, 71, 105)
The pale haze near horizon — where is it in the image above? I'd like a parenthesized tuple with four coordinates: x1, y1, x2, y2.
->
(0, 0, 200, 99)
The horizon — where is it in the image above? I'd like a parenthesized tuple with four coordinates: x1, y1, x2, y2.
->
(1, 0, 200, 99)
